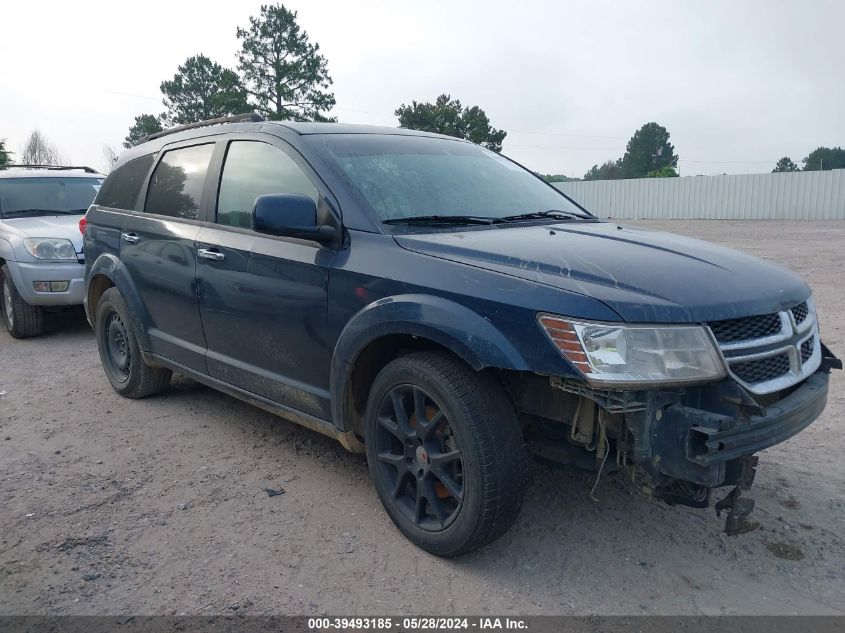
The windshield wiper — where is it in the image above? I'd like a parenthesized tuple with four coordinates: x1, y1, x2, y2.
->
(499, 209, 592, 222)
(383, 215, 497, 226)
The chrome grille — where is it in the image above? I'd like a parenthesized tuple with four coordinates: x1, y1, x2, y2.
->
(801, 336, 814, 362)
(731, 354, 791, 383)
(707, 298, 821, 395)
(709, 313, 782, 343)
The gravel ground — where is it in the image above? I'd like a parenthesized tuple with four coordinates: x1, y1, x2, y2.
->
(1, 220, 843, 616)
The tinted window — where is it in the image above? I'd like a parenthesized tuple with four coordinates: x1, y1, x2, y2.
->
(217, 141, 317, 228)
(305, 134, 587, 222)
(0, 177, 103, 218)
(95, 154, 154, 211)
(145, 144, 214, 220)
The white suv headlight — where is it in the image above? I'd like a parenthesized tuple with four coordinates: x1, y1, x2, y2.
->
(23, 238, 78, 261)
(538, 314, 726, 387)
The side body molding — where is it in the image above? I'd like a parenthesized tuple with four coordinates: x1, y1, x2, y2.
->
(330, 293, 530, 431)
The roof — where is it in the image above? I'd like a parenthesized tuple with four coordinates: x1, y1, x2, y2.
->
(0, 166, 103, 179)
(118, 119, 467, 167)
(266, 122, 457, 138)
(136, 113, 455, 145)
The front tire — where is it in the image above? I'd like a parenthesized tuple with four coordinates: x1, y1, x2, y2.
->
(1, 264, 44, 339)
(364, 351, 527, 556)
(95, 287, 171, 398)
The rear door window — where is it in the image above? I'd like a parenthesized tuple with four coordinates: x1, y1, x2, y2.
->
(144, 144, 214, 220)
(216, 141, 318, 228)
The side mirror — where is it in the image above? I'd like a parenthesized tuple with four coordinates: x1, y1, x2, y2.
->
(252, 194, 336, 243)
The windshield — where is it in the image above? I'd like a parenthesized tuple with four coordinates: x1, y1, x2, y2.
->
(0, 177, 103, 218)
(306, 134, 590, 224)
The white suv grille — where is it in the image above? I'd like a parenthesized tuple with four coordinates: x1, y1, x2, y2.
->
(707, 299, 821, 395)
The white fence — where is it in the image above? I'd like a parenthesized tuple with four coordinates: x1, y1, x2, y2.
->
(553, 169, 845, 220)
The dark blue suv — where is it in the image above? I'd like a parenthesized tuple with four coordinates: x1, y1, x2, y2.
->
(83, 115, 840, 555)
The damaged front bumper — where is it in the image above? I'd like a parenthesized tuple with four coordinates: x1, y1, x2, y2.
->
(649, 369, 829, 489)
(527, 344, 842, 535)
(631, 345, 838, 534)
(648, 369, 830, 534)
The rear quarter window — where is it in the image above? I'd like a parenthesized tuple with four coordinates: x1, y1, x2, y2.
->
(95, 154, 156, 210)
(144, 144, 215, 220)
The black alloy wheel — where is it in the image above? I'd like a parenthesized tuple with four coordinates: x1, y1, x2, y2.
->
(365, 351, 528, 556)
(373, 384, 464, 531)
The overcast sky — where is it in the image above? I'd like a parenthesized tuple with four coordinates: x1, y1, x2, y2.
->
(2, 0, 843, 176)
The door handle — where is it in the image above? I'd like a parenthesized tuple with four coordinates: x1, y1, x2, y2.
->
(121, 232, 140, 244)
(197, 248, 225, 261)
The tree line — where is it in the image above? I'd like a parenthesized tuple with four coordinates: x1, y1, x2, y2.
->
(772, 148, 845, 173)
(581, 122, 679, 181)
(123, 4, 507, 155)
(0, 131, 67, 167)
(124, 4, 334, 147)
(2, 2, 842, 179)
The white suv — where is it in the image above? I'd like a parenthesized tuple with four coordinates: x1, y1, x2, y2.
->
(0, 165, 103, 338)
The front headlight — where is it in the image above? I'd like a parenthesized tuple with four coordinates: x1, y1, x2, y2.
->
(538, 314, 726, 386)
(22, 238, 78, 261)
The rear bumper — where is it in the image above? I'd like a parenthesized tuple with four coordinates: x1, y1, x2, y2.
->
(5, 260, 85, 306)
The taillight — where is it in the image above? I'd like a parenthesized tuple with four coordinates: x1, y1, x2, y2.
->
(79, 216, 87, 235)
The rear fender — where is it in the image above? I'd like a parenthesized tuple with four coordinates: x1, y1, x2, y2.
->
(86, 253, 152, 352)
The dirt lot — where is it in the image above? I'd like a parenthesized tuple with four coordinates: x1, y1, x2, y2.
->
(1, 220, 843, 616)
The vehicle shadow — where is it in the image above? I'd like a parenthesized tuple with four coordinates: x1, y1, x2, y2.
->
(163, 374, 723, 543)
(145, 372, 839, 615)
(140, 368, 842, 614)
(163, 373, 720, 551)
(41, 307, 92, 337)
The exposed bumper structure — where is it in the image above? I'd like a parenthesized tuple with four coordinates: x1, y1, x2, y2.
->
(639, 367, 830, 496)
(639, 347, 838, 533)
(529, 344, 840, 535)
(682, 372, 828, 466)
(655, 370, 828, 484)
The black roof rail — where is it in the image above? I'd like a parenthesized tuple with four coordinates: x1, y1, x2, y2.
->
(0, 164, 100, 173)
(139, 112, 266, 144)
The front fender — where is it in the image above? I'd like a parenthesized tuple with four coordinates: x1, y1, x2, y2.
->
(86, 253, 152, 352)
(0, 236, 15, 262)
(330, 293, 530, 431)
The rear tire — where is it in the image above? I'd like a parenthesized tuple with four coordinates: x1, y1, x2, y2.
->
(1, 264, 44, 339)
(95, 287, 171, 398)
(364, 351, 527, 556)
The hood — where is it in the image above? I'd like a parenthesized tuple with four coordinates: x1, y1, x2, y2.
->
(394, 222, 810, 323)
(2, 215, 84, 252)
